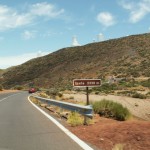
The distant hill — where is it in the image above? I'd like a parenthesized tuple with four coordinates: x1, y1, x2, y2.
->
(0, 69, 3, 74)
(2, 33, 150, 89)
(0, 69, 5, 77)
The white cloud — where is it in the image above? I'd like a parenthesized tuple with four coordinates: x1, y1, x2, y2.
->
(0, 3, 64, 31)
(96, 12, 116, 27)
(0, 5, 33, 31)
(30, 2, 64, 18)
(119, 0, 150, 23)
(0, 52, 49, 69)
(22, 30, 37, 40)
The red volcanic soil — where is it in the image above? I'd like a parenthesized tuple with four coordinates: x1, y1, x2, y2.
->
(68, 115, 150, 150)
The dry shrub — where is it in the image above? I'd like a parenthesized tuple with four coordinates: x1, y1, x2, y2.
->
(67, 112, 84, 126)
(0, 84, 3, 91)
(30, 97, 41, 105)
(112, 143, 125, 150)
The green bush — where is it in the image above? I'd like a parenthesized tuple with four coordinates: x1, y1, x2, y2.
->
(92, 99, 131, 121)
(58, 92, 63, 97)
(132, 92, 147, 99)
(146, 92, 150, 95)
(46, 89, 58, 96)
(14, 86, 23, 90)
(69, 96, 74, 99)
(46, 90, 63, 98)
(140, 78, 150, 88)
(95, 91, 99, 95)
(146, 92, 150, 98)
(93, 83, 118, 93)
(117, 90, 135, 97)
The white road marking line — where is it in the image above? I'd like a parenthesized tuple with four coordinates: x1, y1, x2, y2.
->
(0, 93, 20, 102)
(28, 96, 94, 150)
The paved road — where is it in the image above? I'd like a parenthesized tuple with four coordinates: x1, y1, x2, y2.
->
(0, 92, 83, 150)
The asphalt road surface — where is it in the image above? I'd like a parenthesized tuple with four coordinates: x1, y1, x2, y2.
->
(0, 92, 84, 150)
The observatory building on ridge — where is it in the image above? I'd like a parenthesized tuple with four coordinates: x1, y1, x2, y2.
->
(71, 36, 80, 46)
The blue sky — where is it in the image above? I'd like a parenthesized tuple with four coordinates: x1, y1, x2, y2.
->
(0, 0, 150, 69)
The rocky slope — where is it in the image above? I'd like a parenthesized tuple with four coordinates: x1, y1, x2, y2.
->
(2, 33, 150, 89)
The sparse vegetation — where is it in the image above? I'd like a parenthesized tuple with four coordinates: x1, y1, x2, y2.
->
(146, 92, 150, 98)
(58, 92, 63, 97)
(2, 33, 150, 89)
(69, 96, 74, 99)
(112, 143, 125, 150)
(92, 99, 131, 121)
(39, 92, 49, 98)
(93, 83, 117, 94)
(43, 89, 63, 99)
(117, 90, 135, 96)
(132, 92, 147, 99)
(140, 78, 150, 88)
(14, 85, 24, 90)
(46, 89, 58, 97)
(30, 97, 41, 105)
(67, 112, 84, 126)
(0, 84, 3, 91)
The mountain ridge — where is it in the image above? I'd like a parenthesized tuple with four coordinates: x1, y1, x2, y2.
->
(1, 33, 150, 89)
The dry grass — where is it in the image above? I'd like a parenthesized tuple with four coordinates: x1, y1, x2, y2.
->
(30, 97, 41, 105)
(112, 143, 125, 150)
(67, 112, 84, 126)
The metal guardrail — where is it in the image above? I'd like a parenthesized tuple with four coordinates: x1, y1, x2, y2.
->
(31, 95, 93, 118)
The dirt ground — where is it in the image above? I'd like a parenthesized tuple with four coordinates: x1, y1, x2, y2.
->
(44, 92, 150, 150)
(63, 93, 150, 150)
(63, 93, 150, 121)
(38, 92, 150, 150)
(68, 115, 150, 150)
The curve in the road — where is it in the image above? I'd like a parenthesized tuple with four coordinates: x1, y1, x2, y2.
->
(28, 96, 94, 150)
(0, 92, 94, 150)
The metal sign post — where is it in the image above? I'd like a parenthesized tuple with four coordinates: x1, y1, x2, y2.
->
(73, 79, 101, 125)
(84, 86, 89, 125)
(86, 87, 89, 105)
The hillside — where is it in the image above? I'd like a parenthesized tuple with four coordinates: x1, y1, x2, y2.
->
(0, 69, 4, 76)
(1, 33, 150, 89)
(0, 69, 5, 79)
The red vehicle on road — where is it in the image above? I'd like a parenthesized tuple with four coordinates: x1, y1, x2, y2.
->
(28, 88, 36, 93)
